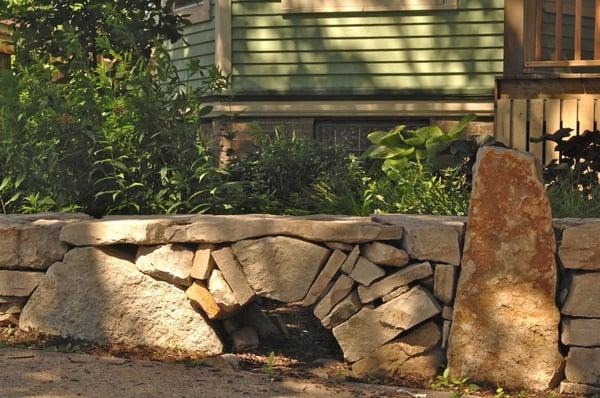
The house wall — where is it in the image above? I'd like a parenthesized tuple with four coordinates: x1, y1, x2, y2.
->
(228, 0, 504, 98)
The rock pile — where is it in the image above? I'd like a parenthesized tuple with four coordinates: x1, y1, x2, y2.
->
(558, 221, 600, 396)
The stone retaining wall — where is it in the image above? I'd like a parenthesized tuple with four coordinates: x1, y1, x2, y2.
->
(1, 212, 599, 393)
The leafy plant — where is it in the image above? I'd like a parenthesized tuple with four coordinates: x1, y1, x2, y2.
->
(263, 351, 277, 376)
(430, 368, 480, 397)
(365, 114, 477, 173)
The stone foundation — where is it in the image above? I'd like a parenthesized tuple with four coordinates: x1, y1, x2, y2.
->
(1, 211, 599, 391)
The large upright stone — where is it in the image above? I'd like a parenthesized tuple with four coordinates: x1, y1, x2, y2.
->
(559, 222, 600, 270)
(448, 147, 562, 392)
(19, 247, 223, 356)
(231, 237, 330, 303)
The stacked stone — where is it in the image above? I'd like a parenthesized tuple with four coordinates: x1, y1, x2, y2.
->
(0, 214, 87, 326)
(557, 221, 600, 396)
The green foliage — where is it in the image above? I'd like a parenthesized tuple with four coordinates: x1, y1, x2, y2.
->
(365, 114, 476, 173)
(430, 368, 480, 398)
(531, 128, 600, 218)
(221, 126, 349, 215)
(0, 28, 227, 215)
(263, 351, 277, 376)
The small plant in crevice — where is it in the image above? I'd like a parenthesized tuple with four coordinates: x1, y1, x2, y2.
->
(430, 368, 480, 397)
(262, 351, 277, 376)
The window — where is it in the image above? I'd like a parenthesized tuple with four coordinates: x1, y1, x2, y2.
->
(281, 0, 458, 14)
(173, 0, 210, 24)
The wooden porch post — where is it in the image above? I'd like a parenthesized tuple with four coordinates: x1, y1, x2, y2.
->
(504, 0, 525, 76)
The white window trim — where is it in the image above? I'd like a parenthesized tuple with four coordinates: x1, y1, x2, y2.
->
(282, 0, 458, 14)
(173, 0, 210, 24)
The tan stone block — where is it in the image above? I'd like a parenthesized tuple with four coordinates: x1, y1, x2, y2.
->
(0, 270, 44, 297)
(321, 291, 361, 329)
(565, 347, 600, 385)
(191, 244, 216, 280)
(559, 222, 600, 270)
(562, 272, 600, 318)
(433, 264, 458, 305)
(352, 321, 441, 380)
(357, 262, 432, 304)
(348, 257, 385, 286)
(340, 245, 360, 274)
(361, 242, 409, 267)
(314, 275, 354, 320)
(562, 318, 600, 347)
(333, 286, 440, 362)
(303, 250, 347, 306)
(135, 244, 194, 286)
(211, 248, 255, 306)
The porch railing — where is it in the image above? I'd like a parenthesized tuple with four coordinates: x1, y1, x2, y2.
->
(526, 0, 600, 68)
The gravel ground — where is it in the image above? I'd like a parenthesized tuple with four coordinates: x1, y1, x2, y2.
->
(0, 347, 446, 398)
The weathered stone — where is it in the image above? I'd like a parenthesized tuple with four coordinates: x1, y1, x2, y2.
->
(303, 250, 347, 306)
(135, 244, 194, 286)
(190, 244, 216, 280)
(562, 318, 600, 347)
(357, 262, 432, 304)
(60, 216, 192, 246)
(231, 237, 329, 303)
(199, 354, 241, 372)
(231, 327, 259, 352)
(0, 270, 44, 297)
(433, 264, 458, 305)
(168, 214, 403, 244)
(0, 296, 27, 304)
(233, 302, 278, 339)
(361, 242, 409, 267)
(448, 147, 563, 392)
(562, 272, 600, 318)
(0, 302, 23, 315)
(186, 270, 240, 320)
(565, 347, 600, 385)
(560, 381, 600, 396)
(419, 275, 434, 290)
(442, 306, 454, 320)
(211, 247, 255, 306)
(381, 285, 411, 302)
(19, 247, 223, 356)
(352, 321, 441, 380)
(374, 215, 465, 266)
(442, 320, 451, 348)
(320, 291, 361, 329)
(559, 222, 600, 270)
(0, 313, 19, 326)
(0, 220, 73, 270)
(314, 275, 355, 320)
(333, 286, 440, 362)
(348, 257, 385, 286)
(325, 242, 354, 252)
(340, 246, 360, 274)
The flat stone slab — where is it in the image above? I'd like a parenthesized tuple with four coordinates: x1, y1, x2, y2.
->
(0, 218, 82, 270)
(360, 242, 409, 267)
(0, 270, 44, 297)
(565, 347, 600, 386)
(19, 247, 223, 356)
(303, 250, 347, 306)
(60, 216, 193, 246)
(373, 215, 465, 266)
(171, 215, 403, 244)
(448, 147, 563, 392)
(562, 272, 600, 318)
(562, 318, 600, 347)
(560, 381, 600, 396)
(333, 286, 440, 362)
(559, 222, 600, 270)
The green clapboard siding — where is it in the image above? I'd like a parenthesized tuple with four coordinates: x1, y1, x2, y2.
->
(227, 0, 504, 98)
(166, 0, 216, 79)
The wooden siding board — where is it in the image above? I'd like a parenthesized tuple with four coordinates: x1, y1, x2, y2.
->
(579, 96, 595, 132)
(230, 0, 504, 97)
(529, 99, 545, 161)
(512, 99, 528, 151)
